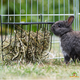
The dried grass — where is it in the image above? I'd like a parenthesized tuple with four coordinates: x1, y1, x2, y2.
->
(0, 26, 51, 63)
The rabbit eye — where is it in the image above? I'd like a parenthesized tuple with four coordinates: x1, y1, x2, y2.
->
(58, 24, 61, 27)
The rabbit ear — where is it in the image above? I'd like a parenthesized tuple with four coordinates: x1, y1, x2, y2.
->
(67, 16, 74, 26)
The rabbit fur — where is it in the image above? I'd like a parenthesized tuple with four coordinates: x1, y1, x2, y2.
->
(51, 16, 80, 64)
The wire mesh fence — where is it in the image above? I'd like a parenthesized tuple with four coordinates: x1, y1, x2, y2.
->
(0, 0, 80, 61)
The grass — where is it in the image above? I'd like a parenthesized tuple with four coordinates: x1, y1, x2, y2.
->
(0, 59, 80, 80)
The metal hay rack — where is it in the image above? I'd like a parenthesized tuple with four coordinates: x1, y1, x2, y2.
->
(0, 15, 54, 62)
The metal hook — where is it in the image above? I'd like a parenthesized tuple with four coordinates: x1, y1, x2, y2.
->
(39, 14, 42, 22)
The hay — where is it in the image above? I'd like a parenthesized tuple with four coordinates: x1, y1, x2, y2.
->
(0, 26, 50, 63)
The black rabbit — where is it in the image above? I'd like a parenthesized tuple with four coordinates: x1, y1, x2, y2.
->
(51, 16, 80, 64)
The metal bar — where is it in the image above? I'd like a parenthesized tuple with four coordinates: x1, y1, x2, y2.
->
(0, 14, 75, 16)
(47, 0, 49, 29)
(77, 0, 79, 31)
(68, 0, 70, 14)
(77, 0, 78, 30)
(1, 0, 3, 21)
(1, 0, 2, 14)
(14, 0, 15, 30)
(47, 24, 48, 30)
(8, 0, 9, 36)
(47, 57, 64, 59)
(37, 0, 38, 22)
(31, 0, 32, 30)
(76, 0, 77, 31)
(29, 24, 31, 41)
(42, 0, 44, 21)
(53, 0, 55, 58)
(31, 0, 32, 22)
(48, 0, 49, 22)
(35, 24, 39, 56)
(41, 24, 44, 53)
(36, 24, 38, 52)
(63, 0, 65, 20)
(53, 0, 55, 22)
(26, 0, 27, 30)
(73, 0, 75, 30)
(3, 25, 7, 42)
(20, 0, 21, 22)
(10, 25, 12, 44)
(28, 24, 31, 53)
(26, 24, 31, 59)
(58, 0, 60, 20)
(8, 0, 9, 18)
(1, 15, 4, 61)
(21, 25, 23, 40)
(49, 32, 52, 52)
(52, 41, 60, 43)
(14, 25, 17, 52)
(2, 22, 55, 25)
(58, 0, 60, 60)
(78, 0, 79, 30)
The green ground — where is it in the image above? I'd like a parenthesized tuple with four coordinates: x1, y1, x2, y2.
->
(0, 59, 80, 80)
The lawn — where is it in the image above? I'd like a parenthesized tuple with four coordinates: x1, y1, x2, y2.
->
(0, 59, 80, 80)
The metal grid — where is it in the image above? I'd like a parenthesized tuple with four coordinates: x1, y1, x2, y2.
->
(0, 0, 80, 59)
(0, 0, 79, 22)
